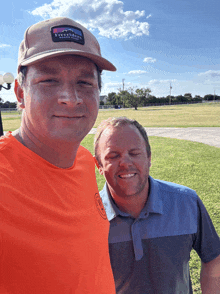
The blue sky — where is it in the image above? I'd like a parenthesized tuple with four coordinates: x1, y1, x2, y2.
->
(1, 0, 220, 102)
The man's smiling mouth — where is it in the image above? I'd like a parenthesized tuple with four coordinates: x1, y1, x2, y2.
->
(118, 173, 136, 179)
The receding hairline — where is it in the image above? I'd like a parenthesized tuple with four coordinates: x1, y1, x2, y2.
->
(94, 117, 151, 166)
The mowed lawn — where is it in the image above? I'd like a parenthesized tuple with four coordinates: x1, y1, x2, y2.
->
(95, 103, 220, 128)
(1, 102, 220, 131)
(2, 102, 220, 293)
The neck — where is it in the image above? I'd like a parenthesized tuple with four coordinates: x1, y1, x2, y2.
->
(109, 181, 149, 219)
(13, 127, 80, 169)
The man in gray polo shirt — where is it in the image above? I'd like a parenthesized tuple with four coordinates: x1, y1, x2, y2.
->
(94, 116, 220, 294)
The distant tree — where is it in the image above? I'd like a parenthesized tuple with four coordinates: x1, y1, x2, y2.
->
(175, 95, 188, 102)
(1, 101, 10, 108)
(165, 95, 174, 104)
(106, 92, 117, 105)
(148, 95, 157, 104)
(204, 94, 214, 101)
(119, 87, 151, 110)
(193, 95, 202, 102)
(184, 93, 192, 101)
(135, 88, 151, 106)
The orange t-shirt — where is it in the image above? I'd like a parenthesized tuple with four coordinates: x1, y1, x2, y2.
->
(0, 132, 115, 294)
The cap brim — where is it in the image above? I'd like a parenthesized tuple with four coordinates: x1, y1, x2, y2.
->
(19, 49, 116, 72)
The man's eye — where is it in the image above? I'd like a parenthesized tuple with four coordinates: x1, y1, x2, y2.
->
(78, 81, 92, 87)
(41, 79, 57, 83)
(130, 153, 140, 156)
(108, 154, 119, 160)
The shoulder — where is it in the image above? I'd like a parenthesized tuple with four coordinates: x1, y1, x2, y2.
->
(74, 146, 97, 174)
(0, 132, 19, 169)
(151, 177, 198, 200)
(0, 132, 13, 151)
(150, 177, 199, 223)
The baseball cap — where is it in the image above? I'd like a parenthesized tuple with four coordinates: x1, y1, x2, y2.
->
(17, 17, 116, 73)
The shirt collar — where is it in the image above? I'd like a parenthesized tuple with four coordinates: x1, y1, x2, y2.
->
(99, 183, 122, 221)
(139, 176, 163, 218)
(99, 176, 163, 221)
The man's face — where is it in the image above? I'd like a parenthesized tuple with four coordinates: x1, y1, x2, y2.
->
(98, 124, 151, 199)
(17, 55, 100, 145)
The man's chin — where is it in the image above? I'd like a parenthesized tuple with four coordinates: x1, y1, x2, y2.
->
(46, 131, 85, 144)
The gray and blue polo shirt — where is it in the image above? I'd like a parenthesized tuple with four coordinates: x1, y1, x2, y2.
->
(100, 176, 220, 294)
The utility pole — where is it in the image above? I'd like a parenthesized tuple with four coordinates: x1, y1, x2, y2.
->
(169, 83, 172, 105)
(122, 79, 125, 107)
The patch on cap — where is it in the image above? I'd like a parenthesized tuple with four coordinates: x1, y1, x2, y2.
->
(51, 25, 85, 45)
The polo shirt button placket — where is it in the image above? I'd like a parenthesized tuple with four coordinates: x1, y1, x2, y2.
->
(131, 220, 144, 261)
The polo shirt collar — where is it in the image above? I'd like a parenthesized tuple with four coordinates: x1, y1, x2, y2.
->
(139, 176, 163, 218)
(100, 176, 163, 221)
(100, 183, 121, 221)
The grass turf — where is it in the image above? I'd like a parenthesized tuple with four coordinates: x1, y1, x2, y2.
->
(95, 103, 220, 128)
(1, 103, 220, 131)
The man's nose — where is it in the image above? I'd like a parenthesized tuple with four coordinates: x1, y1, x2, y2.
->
(119, 154, 133, 168)
(57, 84, 83, 106)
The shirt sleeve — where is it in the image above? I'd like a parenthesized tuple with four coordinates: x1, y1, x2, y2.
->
(192, 196, 220, 263)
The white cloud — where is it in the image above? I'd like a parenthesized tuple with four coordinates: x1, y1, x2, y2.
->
(103, 82, 122, 88)
(0, 44, 11, 48)
(30, 0, 150, 39)
(198, 70, 220, 78)
(143, 57, 156, 63)
(101, 80, 132, 94)
(146, 14, 152, 19)
(127, 70, 147, 75)
(148, 79, 176, 86)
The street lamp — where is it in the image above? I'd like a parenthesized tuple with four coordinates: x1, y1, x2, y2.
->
(0, 72, 15, 136)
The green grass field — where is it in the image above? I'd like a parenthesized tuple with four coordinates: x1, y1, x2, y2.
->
(2, 103, 220, 293)
(95, 103, 220, 128)
(1, 102, 220, 131)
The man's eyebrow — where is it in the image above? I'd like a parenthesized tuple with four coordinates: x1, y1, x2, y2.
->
(105, 149, 118, 155)
(78, 70, 97, 79)
(35, 67, 97, 79)
(36, 66, 59, 75)
(129, 148, 141, 151)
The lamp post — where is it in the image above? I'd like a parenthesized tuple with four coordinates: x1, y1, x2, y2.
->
(0, 72, 15, 136)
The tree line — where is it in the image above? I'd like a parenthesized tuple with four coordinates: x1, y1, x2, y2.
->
(1, 89, 219, 111)
(102, 87, 220, 110)
(0, 99, 17, 109)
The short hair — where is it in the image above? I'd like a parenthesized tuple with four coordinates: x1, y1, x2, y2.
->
(16, 62, 102, 111)
(94, 117, 151, 166)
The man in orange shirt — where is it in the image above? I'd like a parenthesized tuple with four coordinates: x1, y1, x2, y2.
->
(0, 17, 116, 293)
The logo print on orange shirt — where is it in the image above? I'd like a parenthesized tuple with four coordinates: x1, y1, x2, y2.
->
(94, 193, 107, 220)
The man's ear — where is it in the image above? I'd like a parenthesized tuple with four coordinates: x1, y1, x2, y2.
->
(93, 156, 104, 175)
(14, 79, 25, 109)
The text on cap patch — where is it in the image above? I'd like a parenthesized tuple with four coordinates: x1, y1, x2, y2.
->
(51, 25, 85, 45)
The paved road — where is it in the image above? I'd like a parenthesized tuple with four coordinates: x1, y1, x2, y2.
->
(89, 127, 220, 148)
